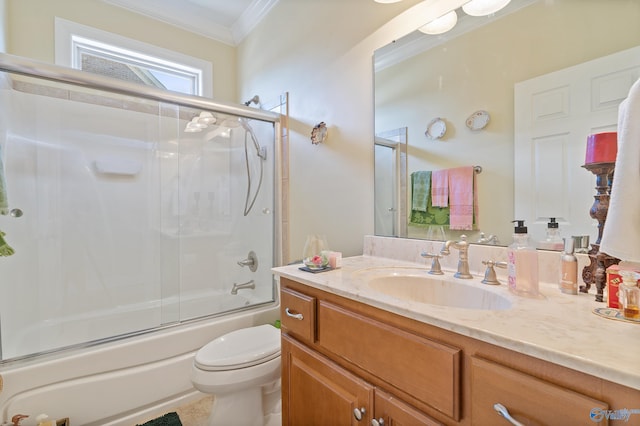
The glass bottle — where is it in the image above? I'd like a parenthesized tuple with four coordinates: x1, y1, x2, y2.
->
(619, 270, 640, 320)
(560, 237, 578, 294)
(507, 220, 540, 297)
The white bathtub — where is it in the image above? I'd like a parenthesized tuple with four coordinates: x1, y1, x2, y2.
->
(0, 300, 279, 426)
(3, 288, 264, 361)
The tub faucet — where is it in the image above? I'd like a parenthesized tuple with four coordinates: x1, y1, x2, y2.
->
(231, 279, 255, 295)
(440, 235, 473, 279)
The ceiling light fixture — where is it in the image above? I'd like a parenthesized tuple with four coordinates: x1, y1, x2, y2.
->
(462, 0, 512, 16)
(419, 10, 458, 35)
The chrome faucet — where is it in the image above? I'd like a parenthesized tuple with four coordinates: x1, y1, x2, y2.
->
(231, 279, 255, 295)
(440, 235, 473, 279)
(237, 251, 258, 272)
(477, 232, 500, 245)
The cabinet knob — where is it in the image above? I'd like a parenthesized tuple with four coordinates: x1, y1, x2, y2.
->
(285, 307, 304, 320)
(353, 407, 366, 421)
(371, 418, 385, 426)
(494, 403, 525, 426)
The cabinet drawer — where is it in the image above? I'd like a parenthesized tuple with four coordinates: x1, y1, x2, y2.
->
(471, 356, 609, 425)
(317, 301, 461, 420)
(375, 389, 443, 426)
(280, 288, 315, 342)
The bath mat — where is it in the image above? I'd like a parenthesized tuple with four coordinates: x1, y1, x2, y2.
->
(137, 412, 182, 426)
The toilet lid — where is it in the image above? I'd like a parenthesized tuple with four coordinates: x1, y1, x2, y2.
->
(195, 324, 281, 371)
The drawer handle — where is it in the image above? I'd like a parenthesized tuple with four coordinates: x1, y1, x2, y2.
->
(494, 403, 525, 426)
(285, 307, 304, 320)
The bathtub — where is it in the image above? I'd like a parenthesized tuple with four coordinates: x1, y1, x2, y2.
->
(3, 288, 266, 361)
(0, 298, 280, 426)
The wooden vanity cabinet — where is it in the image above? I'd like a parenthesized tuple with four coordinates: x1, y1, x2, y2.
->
(282, 334, 374, 425)
(279, 277, 639, 426)
(470, 356, 609, 425)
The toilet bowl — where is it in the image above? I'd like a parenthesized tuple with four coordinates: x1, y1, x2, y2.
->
(191, 324, 282, 426)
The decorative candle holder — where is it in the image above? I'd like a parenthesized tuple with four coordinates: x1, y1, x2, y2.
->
(580, 162, 620, 302)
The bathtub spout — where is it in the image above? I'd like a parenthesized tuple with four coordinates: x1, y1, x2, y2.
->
(231, 280, 255, 295)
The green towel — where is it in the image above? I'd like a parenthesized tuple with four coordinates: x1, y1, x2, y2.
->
(410, 171, 450, 227)
(136, 412, 182, 426)
(0, 145, 8, 215)
(411, 171, 431, 212)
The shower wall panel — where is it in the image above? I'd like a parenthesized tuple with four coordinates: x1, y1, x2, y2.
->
(0, 74, 276, 361)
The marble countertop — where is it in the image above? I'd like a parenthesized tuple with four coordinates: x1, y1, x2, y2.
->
(272, 255, 640, 391)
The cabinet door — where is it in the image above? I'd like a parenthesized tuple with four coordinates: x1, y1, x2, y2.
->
(374, 389, 443, 426)
(471, 356, 609, 425)
(282, 334, 374, 426)
(317, 300, 461, 419)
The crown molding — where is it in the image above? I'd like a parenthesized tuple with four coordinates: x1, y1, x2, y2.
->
(102, 0, 279, 46)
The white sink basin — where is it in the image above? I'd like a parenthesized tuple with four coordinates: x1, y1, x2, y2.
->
(356, 267, 512, 311)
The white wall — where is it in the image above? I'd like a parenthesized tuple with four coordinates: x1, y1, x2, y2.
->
(236, 0, 443, 261)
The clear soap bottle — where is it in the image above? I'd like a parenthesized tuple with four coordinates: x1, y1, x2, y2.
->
(507, 220, 540, 297)
(539, 217, 563, 251)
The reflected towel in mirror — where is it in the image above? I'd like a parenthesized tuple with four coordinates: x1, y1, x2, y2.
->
(411, 170, 431, 212)
(449, 166, 477, 231)
(431, 169, 449, 207)
(410, 171, 450, 226)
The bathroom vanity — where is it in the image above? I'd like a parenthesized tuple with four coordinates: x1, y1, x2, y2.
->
(273, 253, 640, 425)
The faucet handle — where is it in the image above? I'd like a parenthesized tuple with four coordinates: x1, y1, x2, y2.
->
(421, 252, 444, 275)
(481, 260, 507, 285)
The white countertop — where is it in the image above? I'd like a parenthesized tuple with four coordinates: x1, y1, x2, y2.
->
(272, 255, 640, 391)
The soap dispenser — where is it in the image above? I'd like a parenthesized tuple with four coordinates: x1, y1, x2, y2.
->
(507, 220, 540, 297)
(560, 237, 578, 294)
(539, 217, 563, 251)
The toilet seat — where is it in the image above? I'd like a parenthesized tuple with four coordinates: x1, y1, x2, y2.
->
(195, 324, 281, 372)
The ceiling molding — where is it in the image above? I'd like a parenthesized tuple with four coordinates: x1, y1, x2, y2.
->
(102, 0, 279, 46)
(232, 0, 280, 45)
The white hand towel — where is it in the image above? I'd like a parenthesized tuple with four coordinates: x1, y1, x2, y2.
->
(600, 77, 640, 262)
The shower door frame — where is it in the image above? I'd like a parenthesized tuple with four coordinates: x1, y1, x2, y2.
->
(0, 52, 285, 362)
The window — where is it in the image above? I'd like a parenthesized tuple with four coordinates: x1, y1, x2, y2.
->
(55, 18, 213, 97)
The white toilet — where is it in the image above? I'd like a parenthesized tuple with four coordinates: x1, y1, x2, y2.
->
(191, 324, 282, 426)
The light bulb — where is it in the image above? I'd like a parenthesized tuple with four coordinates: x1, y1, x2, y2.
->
(462, 0, 511, 16)
(419, 10, 458, 35)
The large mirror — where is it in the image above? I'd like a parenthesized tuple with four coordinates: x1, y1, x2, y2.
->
(374, 0, 640, 248)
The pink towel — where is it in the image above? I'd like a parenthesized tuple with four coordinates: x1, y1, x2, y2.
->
(448, 166, 475, 230)
(431, 169, 449, 207)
